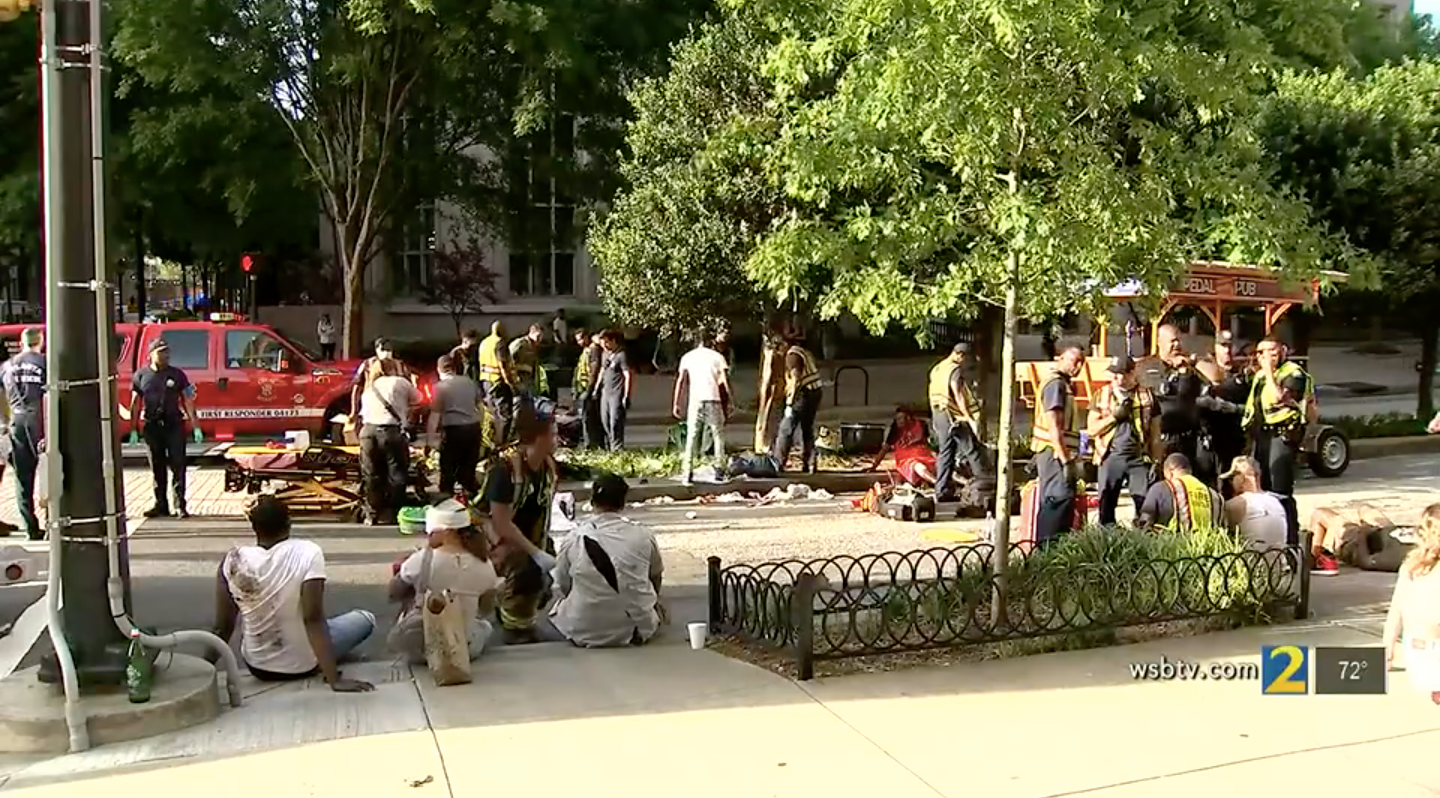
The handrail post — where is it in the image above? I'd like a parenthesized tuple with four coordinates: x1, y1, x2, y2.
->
(707, 556, 723, 633)
(1296, 534, 1312, 621)
(793, 572, 816, 681)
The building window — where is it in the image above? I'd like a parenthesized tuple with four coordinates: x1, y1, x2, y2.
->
(508, 116, 576, 297)
(400, 203, 436, 295)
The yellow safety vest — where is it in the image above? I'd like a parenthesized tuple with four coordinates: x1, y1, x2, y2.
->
(928, 358, 976, 419)
(1093, 384, 1154, 464)
(1030, 370, 1080, 455)
(478, 334, 511, 385)
(1241, 361, 1311, 429)
(785, 345, 821, 400)
(1163, 474, 1216, 533)
(574, 343, 599, 394)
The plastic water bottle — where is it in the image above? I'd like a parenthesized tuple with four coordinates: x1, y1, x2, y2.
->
(125, 629, 152, 704)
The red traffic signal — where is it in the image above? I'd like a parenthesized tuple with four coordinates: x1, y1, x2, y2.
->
(240, 254, 254, 273)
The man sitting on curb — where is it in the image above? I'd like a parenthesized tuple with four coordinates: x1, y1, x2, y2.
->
(214, 495, 375, 691)
(1136, 453, 1225, 532)
(1309, 502, 1418, 576)
(550, 475, 667, 648)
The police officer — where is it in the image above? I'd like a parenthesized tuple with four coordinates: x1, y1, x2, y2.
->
(1089, 354, 1159, 525)
(928, 342, 988, 500)
(1030, 343, 1085, 543)
(425, 354, 484, 497)
(128, 339, 199, 518)
(1243, 336, 1312, 498)
(1196, 331, 1249, 495)
(772, 325, 823, 474)
(478, 322, 516, 446)
(1150, 324, 1208, 480)
(3, 328, 45, 538)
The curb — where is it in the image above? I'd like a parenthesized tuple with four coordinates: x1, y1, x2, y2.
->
(1349, 435, 1440, 460)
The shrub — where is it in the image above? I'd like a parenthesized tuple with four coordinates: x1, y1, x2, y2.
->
(1327, 413, 1426, 440)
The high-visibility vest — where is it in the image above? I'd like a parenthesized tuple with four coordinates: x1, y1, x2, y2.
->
(478, 334, 511, 385)
(785, 345, 821, 400)
(928, 358, 976, 418)
(1093, 384, 1154, 464)
(1030, 370, 1080, 455)
(1163, 474, 1216, 533)
(1241, 361, 1311, 429)
(574, 343, 600, 394)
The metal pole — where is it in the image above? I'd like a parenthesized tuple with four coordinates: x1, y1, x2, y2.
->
(37, 0, 129, 686)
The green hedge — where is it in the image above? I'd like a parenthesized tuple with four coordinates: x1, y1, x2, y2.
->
(1327, 413, 1428, 440)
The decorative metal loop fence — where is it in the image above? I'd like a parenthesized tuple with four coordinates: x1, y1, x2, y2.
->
(706, 536, 1311, 680)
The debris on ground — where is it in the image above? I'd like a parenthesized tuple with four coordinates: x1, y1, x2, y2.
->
(639, 495, 677, 506)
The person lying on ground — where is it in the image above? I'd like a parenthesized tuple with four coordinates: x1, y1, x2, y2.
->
(1384, 503, 1440, 705)
(867, 405, 937, 487)
(1309, 502, 1418, 576)
(1135, 453, 1225, 533)
(549, 474, 667, 648)
(1218, 456, 1287, 552)
(213, 495, 375, 691)
(387, 500, 501, 664)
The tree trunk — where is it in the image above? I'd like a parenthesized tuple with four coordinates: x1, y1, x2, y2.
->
(991, 249, 1020, 624)
(132, 224, 146, 318)
(1418, 321, 1438, 420)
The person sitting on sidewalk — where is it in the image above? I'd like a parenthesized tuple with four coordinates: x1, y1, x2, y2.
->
(550, 475, 667, 648)
(1218, 456, 1287, 552)
(214, 495, 375, 691)
(867, 405, 937, 487)
(1136, 454, 1224, 533)
(1309, 502, 1417, 576)
(387, 500, 501, 664)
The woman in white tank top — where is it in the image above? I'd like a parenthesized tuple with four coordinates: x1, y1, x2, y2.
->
(1385, 503, 1440, 704)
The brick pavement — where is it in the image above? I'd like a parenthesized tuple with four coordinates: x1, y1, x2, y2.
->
(0, 466, 242, 525)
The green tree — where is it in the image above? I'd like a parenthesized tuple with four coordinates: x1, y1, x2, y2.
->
(1260, 62, 1440, 417)
(601, 0, 1360, 566)
(0, 19, 40, 308)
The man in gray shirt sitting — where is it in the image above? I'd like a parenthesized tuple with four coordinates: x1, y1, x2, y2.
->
(426, 354, 484, 497)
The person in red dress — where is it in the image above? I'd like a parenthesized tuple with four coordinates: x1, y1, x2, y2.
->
(868, 405, 938, 486)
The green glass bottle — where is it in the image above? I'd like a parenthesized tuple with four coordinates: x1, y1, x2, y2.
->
(125, 629, 152, 704)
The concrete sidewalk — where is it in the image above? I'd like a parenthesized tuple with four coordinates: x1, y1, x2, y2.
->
(3, 606, 1438, 796)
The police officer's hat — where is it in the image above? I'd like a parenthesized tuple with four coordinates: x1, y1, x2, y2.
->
(148, 338, 169, 354)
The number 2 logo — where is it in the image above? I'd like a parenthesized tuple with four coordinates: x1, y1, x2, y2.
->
(1261, 645, 1309, 695)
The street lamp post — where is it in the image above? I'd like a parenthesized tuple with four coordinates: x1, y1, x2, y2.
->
(31, 0, 132, 686)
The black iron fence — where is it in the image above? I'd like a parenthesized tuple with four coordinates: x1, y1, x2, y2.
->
(707, 536, 1310, 680)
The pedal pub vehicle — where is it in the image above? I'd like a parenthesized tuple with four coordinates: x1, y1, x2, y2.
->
(0, 313, 371, 442)
(1016, 261, 1352, 479)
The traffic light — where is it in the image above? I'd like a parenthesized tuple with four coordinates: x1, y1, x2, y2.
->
(241, 254, 254, 273)
(0, 0, 34, 24)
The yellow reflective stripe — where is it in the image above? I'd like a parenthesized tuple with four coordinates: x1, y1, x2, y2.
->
(1165, 475, 1215, 533)
(1030, 372, 1079, 453)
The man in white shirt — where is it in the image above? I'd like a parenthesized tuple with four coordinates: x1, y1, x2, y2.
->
(1219, 456, 1287, 552)
(673, 330, 731, 485)
(550, 475, 665, 648)
(358, 345, 421, 525)
(214, 495, 375, 691)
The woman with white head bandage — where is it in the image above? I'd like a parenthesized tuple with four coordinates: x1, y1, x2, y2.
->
(386, 500, 501, 663)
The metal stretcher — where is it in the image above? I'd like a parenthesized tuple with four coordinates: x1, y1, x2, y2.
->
(223, 443, 431, 519)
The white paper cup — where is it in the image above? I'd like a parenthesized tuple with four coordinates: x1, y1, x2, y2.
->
(687, 622, 708, 650)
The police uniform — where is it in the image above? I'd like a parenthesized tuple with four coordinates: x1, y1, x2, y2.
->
(772, 342, 823, 472)
(478, 331, 515, 445)
(132, 340, 195, 517)
(1198, 363, 1249, 495)
(574, 340, 604, 448)
(928, 351, 988, 498)
(1030, 367, 1080, 543)
(1153, 357, 1206, 480)
(1243, 360, 1311, 497)
(1092, 357, 1155, 526)
(2, 346, 45, 538)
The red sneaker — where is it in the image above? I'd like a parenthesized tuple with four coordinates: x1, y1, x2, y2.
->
(1312, 551, 1340, 576)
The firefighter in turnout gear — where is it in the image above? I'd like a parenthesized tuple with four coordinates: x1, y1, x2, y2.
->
(772, 326, 823, 474)
(1088, 354, 1161, 525)
(928, 342, 989, 499)
(478, 321, 517, 446)
(1030, 344, 1086, 543)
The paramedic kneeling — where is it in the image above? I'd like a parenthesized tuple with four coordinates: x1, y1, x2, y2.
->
(1136, 454, 1225, 532)
(550, 475, 667, 647)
